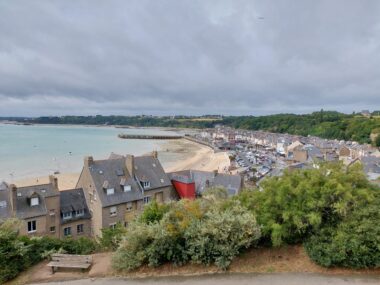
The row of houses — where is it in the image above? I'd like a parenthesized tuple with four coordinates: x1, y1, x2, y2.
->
(197, 126, 380, 183)
(0, 152, 242, 239)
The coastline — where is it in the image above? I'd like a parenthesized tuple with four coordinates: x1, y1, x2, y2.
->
(13, 139, 230, 190)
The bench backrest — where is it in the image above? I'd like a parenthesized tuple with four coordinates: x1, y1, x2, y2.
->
(51, 254, 92, 264)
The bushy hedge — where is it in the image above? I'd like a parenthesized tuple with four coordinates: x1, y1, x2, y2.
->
(246, 162, 376, 246)
(0, 219, 98, 284)
(304, 196, 380, 268)
(113, 189, 261, 271)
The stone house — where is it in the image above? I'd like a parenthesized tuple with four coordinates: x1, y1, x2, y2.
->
(76, 153, 176, 238)
(0, 176, 61, 237)
(59, 188, 92, 238)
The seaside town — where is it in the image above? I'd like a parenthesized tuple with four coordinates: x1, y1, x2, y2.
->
(1, 125, 379, 241)
(190, 125, 380, 187)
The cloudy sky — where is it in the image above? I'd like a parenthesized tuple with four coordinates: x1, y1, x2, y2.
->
(0, 0, 380, 116)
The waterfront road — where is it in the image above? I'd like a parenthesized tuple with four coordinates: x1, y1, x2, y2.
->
(31, 273, 380, 285)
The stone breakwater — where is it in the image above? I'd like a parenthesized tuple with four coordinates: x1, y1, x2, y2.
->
(118, 134, 183, 140)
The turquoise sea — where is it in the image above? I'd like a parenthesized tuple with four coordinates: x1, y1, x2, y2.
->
(0, 124, 180, 181)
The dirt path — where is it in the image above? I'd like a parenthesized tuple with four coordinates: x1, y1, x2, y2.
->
(30, 273, 380, 285)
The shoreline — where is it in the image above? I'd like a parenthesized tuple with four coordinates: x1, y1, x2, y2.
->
(13, 139, 230, 190)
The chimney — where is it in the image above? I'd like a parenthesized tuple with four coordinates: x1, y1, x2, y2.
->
(152, 150, 158, 159)
(84, 156, 94, 168)
(126, 155, 135, 177)
(49, 175, 59, 191)
(9, 184, 17, 213)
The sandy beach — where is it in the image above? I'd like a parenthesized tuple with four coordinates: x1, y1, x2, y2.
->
(14, 139, 230, 190)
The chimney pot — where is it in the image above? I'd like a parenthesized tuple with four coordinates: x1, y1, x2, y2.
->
(126, 155, 135, 177)
(84, 156, 94, 168)
(9, 184, 17, 213)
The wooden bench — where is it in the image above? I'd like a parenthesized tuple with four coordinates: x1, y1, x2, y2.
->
(47, 253, 93, 274)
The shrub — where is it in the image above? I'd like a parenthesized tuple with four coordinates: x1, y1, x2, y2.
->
(252, 162, 375, 246)
(139, 200, 170, 224)
(185, 202, 261, 269)
(99, 222, 127, 250)
(304, 196, 380, 268)
(0, 219, 99, 284)
(112, 194, 261, 271)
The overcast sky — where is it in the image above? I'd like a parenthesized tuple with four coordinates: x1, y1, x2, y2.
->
(0, 0, 380, 116)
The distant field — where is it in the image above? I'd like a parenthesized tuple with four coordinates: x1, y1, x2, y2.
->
(177, 118, 222, 122)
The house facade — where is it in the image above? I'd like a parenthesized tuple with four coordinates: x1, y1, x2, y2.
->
(76, 153, 176, 238)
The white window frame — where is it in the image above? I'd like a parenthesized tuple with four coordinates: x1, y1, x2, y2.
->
(75, 209, 84, 217)
(110, 206, 117, 216)
(50, 226, 56, 233)
(63, 212, 72, 220)
(31, 197, 39, 206)
(143, 181, 150, 188)
(109, 223, 117, 229)
(106, 188, 115, 195)
(123, 185, 131, 192)
(0, 200, 7, 208)
(28, 220, 36, 233)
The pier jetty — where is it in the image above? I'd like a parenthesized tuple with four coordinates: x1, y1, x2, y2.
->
(118, 134, 183, 140)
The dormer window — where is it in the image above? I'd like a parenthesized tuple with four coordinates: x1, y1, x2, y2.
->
(31, 197, 39, 206)
(106, 188, 115, 195)
(141, 181, 150, 189)
(63, 212, 72, 220)
(76, 209, 84, 217)
(123, 185, 131, 192)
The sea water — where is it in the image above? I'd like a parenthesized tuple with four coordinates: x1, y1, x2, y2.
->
(0, 123, 180, 181)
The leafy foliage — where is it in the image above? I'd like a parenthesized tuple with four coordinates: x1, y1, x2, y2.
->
(247, 162, 375, 246)
(138, 200, 170, 224)
(112, 193, 261, 271)
(0, 220, 98, 284)
(304, 195, 380, 268)
(99, 222, 127, 250)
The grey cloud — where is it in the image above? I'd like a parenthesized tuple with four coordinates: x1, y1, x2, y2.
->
(0, 0, 379, 116)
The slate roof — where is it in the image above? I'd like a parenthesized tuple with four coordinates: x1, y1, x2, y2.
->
(0, 182, 12, 220)
(15, 183, 59, 219)
(60, 188, 91, 224)
(134, 156, 172, 189)
(87, 157, 143, 207)
(169, 170, 242, 196)
(361, 156, 380, 180)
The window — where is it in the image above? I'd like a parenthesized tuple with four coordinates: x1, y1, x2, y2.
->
(30, 197, 39, 206)
(124, 221, 129, 227)
(50, 226, 56, 233)
(75, 209, 84, 217)
(109, 223, 116, 229)
(123, 185, 131, 192)
(77, 224, 84, 234)
(126, 202, 133, 211)
(64, 227, 71, 236)
(106, 188, 114, 195)
(141, 181, 150, 189)
(27, 220, 36, 233)
(143, 196, 151, 205)
(49, 209, 55, 216)
(0, 200, 6, 208)
(63, 212, 72, 220)
(110, 206, 117, 216)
